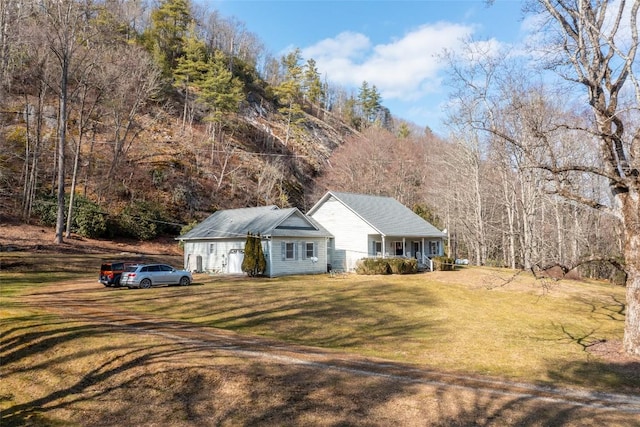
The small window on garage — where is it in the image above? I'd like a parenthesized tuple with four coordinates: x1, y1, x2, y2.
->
(285, 242, 295, 260)
(305, 242, 315, 258)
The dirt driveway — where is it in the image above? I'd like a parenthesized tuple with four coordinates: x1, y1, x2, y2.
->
(4, 278, 638, 426)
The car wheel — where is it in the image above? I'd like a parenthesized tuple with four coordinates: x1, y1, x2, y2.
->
(179, 276, 190, 286)
(140, 278, 152, 289)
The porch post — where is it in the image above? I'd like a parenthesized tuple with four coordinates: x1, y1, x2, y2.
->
(402, 237, 406, 256)
(382, 236, 386, 257)
(422, 238, 425, 264)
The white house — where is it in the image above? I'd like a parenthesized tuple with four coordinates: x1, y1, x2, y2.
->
(307, 191, 447, 272)
(178, 206, 332, 277)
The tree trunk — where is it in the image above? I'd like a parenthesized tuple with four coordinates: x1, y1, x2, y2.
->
(622, 190, 640, 356)
(65, 134, 81, 238)
(55, 61, 68, 244)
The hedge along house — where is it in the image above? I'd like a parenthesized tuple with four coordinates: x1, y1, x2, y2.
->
(307, 191, 447, 272)
(177, 206, 332, 277)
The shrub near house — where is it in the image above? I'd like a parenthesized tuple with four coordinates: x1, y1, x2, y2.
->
(355, 258, 417, 275)
(432, 257, 456, 271)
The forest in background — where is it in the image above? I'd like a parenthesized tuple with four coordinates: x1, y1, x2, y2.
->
(0, 0, 630, 285)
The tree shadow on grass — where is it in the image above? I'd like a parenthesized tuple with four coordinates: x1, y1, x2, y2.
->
(3, 310, 639, 427)
(540, 297, 639, 393)
(153, 280, 448, 350)
(547, 356, 640, 394)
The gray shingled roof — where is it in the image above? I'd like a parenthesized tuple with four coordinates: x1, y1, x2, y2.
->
(179, 206, 331, 240)
(309, 191, 446, 238)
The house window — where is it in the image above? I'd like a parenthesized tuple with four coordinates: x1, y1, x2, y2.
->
(430, 241, 440, 255)
(285, 242, 295, 260)
(209, 243, 216, 254)
(306, 242, 315, 258)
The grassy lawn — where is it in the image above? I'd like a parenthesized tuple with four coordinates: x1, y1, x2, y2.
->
(1, 252, 633, 394)
(2, 252, 638, 426)
(104, 269, 631, 391)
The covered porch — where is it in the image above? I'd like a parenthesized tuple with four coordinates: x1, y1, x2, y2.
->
(368, 235, 444, 271)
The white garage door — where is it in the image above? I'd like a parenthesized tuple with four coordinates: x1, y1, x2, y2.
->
(228, 249, 244, 274)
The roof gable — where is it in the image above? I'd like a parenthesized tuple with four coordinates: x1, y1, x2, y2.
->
(308, 191, 445, 238)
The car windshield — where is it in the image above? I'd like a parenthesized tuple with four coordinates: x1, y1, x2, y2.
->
(124, 265, 138, 272)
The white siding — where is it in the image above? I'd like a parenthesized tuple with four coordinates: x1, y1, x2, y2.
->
(278, 212, 313, 228)
(309, 197, 378, 271)
(185, 237, 326, 277)
(184, 239, 246, 273)
(269, 237, 327, 277)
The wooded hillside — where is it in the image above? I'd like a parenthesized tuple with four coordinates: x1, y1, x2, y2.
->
(0, 0, 408, 236)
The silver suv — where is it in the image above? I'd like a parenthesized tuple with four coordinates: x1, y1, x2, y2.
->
(120, 264, 192, 289)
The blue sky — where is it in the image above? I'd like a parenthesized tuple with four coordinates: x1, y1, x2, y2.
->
(205, 1, 529, 134)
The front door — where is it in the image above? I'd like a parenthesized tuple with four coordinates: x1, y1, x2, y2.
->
(394, 241, 404, 256)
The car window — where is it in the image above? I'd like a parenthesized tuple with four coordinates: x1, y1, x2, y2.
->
(125, 265, 138, 272)
(160, 265, 173, 272)
(141, 266, 149, 272)
(101, 264, 110, 271)
(113, 263, 123, 270)
(148, 265, 161, 272)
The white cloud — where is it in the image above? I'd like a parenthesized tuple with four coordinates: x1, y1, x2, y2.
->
(303, 31, 371, 62)
(301, 22, 475, 102)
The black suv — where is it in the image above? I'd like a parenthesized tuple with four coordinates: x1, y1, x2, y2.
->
(99, 261, 136, 287)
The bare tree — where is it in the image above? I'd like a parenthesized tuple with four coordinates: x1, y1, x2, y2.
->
(316, 126, 440, 211)
(98, 44, 160, 191)
(445, 128, 489, 265)
(458, 1, 640, 354)
(205, 124, 242, 192)
(524, 0, 639, 356)
(31, 0, 99, 243)
(0, 0, 26, 95)
(203, 13, 264, 69)
(65, 52, 103, 238)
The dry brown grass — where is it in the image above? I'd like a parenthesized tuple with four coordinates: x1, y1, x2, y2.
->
(3, 280, 638, 427)
(1, 225, 639, 426)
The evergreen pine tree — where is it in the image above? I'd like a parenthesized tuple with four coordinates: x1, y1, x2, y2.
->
(255, 234, 266, 275)
(198, 50, 245, 122)
(174, 27, 209, 88)
(145, 0, 193, 77)
(274, 48, 305, 145)
(398, 122, 411, 138)
(358, 81, 383, 125)
(174, 27, 209, 128)
(241, 232, 256, 276)
(303, 58, 323, 114)
(241, 233, 266, 277)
